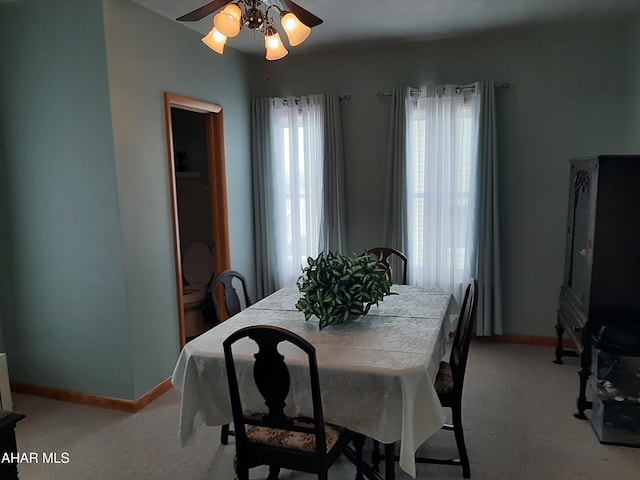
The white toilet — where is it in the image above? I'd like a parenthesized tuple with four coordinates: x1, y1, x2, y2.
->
(182, 241, 213, 337)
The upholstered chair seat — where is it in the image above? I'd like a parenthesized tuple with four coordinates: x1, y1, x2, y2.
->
(246, 417, 345, 453)
(434, 360, 455, 396)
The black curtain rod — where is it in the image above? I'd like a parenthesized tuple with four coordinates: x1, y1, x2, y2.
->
(376, 82, 511, 97)
(280, 93, 351, 106)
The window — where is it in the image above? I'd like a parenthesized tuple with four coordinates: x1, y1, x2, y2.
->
(270, 96, 324, 287)
(406, 87, 480, 297)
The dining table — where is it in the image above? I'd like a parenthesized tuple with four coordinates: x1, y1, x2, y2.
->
(171, 284, 458, 479)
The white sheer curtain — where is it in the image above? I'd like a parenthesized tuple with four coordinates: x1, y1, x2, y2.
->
(270, 95, 324, 287)
(406, 85, 480, 302)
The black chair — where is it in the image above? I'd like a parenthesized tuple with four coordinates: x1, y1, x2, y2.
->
(414, 279, 478, 478)
(223, 325, 360, 480)
(367, 247, 408, 285)
(210, 270, 252, 445)
(210, 270, 252, 321)
(367, 247, 409, 467)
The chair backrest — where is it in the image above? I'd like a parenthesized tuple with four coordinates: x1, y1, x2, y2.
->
(223, 325, 329, 460)
(210, 270, 252, 321)
(450, 279, 478, 392)
(367, 247, 408, 285)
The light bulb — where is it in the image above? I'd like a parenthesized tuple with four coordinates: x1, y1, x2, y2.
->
(264, 26, 288, 61)
(281, 12, 310, 47)
(202, 28, 226, 54)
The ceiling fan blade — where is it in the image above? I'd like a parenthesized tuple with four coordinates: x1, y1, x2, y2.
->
(176, 0, 232, 22)
(280, 0, 323, 27)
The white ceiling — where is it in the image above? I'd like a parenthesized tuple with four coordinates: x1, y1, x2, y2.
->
(130, 0, 640, 55)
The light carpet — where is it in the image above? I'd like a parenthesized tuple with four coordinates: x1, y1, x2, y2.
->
(11, 341, 640, 479)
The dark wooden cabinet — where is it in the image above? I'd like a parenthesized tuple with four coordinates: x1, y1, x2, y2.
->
(554, 155, 640, 418)
(0, 411, 25, 479)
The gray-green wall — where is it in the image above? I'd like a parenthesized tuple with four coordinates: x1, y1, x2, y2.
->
(248, 15, 638, 337)
(0, 0, 254, 400)
(103, 0, 253, 399)
(0, 0, 132, 397)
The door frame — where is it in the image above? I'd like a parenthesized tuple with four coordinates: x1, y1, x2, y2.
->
(164, 92, 231, 347)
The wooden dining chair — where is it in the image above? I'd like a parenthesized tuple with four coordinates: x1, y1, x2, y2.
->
(367, 247, 408, 285)
(210, 270, 252, 321)
(223, 325, 361, 480)
(367, 246, 409, 467)
(414, 279, 478, 478)
(209, 269, 252, 445)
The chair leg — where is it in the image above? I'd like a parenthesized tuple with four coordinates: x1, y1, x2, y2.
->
(267, 465, 280, 480)
(237, 467, 249, 480)
(451, 403, 470, 478)
(353, 434, 365, 480)
(371, 439, 381, 472)
(221, 424, 230, 445)
(384, 442, 396, 480)
(234, 456, 249, 480)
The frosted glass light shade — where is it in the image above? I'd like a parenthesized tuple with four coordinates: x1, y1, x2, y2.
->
(264, 29, 288, 60)
(214, 4, 241, 38)
(281, 12, 310, 46)
(224, 3, 242, 20)
(202, 28, 226, 54)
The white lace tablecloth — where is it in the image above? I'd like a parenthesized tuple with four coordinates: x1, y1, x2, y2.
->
(172, 285, 457, 478)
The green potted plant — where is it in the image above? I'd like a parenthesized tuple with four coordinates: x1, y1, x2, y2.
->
(296, 251, 394, 329)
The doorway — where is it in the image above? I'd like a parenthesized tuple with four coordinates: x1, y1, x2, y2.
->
(164, 93, 231, 347)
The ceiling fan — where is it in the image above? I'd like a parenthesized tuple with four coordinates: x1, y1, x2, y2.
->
(177, 0, 323, 60)
(177, 0, 322, 27)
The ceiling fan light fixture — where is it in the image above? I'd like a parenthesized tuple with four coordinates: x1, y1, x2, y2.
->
(281, 12, 310, 47)
(178, 0, 323, 60)
(202, 28, 227, 54)
(264, 24, 288, 61)
(213, 4, 242, 38)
